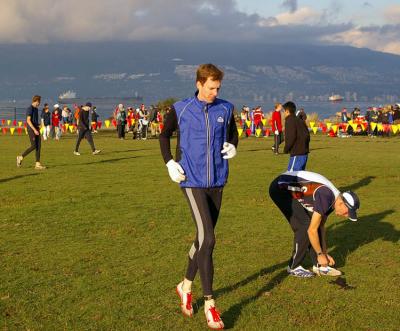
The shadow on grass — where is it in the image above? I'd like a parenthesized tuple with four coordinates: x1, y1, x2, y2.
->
(104, 148, 155, 154)
(310, 147, 332, 151)
(327, 209, 398, 268)
(0, 173, 39, 183)
(221, 266, 288, 329)
(192, 261, 287, 329)
(53, 155, 155, 167)
(240, 148, 271, 153)
(215, 261, 288, 298)
(338, 175, 376, 192)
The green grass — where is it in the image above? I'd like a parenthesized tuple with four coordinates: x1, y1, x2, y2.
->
(0, 131, 399, 330)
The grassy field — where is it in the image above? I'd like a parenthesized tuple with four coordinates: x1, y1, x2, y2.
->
(0, 131, 399, 330)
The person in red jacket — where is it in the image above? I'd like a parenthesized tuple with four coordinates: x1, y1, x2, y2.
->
(272, 103, 283, 154)
(52, 106, 62, 140)
(253, 106, 264, 134)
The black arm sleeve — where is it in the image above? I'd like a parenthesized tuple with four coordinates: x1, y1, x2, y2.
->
(227, 112, 239, 148)
(284, 116, 296, 154)
(159, 107, 178, 164)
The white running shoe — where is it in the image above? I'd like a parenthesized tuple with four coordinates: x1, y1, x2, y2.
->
(16, 156, 23, 167)
(287, 265, 315, 278)
(205, 305, 224, 330)
(313, 265, 342, 276)
(73, 151, 81, 156)
(176, 281, 193, 317)
(34, 163, 46, 170)
(92, 150, 101, 155)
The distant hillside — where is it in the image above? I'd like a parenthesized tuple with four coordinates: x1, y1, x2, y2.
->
(0, 41, 399, 103)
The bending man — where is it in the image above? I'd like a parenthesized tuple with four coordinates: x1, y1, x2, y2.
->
(269, 170, 360, 277)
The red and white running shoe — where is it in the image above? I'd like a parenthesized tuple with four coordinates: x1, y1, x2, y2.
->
(205, 305, 224, 330)
(176, 281, 194, 317)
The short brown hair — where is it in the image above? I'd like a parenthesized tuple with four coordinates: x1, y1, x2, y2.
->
(196, 64, 224, 84)
(32, 95, 41, 103)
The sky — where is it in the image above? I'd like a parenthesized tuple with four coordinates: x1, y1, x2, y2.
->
(0, 0, 399, 55)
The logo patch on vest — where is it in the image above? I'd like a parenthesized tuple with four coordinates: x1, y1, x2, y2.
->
(217, 116, 224, 123)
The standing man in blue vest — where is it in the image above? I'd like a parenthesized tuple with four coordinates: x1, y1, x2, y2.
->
(159, 64, 238, 330)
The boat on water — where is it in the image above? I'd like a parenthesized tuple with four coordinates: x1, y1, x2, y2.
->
(58, 90, 143, 104)
(329, 94, 344, 102)
(59, 90, 77, 100)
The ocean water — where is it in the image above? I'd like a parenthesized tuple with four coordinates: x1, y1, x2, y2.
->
(0, 98, 391, 123)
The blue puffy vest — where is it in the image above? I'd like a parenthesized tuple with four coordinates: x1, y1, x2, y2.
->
(174, 95, 234, 188)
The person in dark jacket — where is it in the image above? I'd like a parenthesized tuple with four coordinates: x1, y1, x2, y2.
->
(73, 102, 101, 155)
(283, 101, 310, 171)
(91, 106, 99, 133)
(159, 64, 238, 330)
(17, 95, 46, 170)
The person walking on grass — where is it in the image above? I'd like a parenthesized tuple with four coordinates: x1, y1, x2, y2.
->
(73, 102, 101, 156)
(272, 103, 283, 154)
(17, 95, 46, 170)
(159, 63, 238, 330)
(283, 101, 310, 171)
(52, 105, 62, 140)
(41, 103, 51, 141)
(269, 170, 360, 278)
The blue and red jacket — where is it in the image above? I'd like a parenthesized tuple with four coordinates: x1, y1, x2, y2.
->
(160, 93, 238, 188)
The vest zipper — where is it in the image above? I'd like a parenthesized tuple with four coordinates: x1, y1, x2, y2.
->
(204, 105, 211, 187)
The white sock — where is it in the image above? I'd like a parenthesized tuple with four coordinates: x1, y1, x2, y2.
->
(182, 278, 192, 293)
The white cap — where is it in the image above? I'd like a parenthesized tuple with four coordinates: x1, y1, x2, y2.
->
(54, 104, 60, 109)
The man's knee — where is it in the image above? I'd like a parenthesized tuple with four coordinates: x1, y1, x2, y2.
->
(201, 235, 216, 252)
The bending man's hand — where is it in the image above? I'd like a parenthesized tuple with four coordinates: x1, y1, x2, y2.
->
(317, 254, 329, 267)
(326, 254, 335, 266)
(166, 160, 186, 183)
(221, 142, 237, 159)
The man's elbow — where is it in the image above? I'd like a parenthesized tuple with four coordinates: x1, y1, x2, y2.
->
(307, 227, 317, 237)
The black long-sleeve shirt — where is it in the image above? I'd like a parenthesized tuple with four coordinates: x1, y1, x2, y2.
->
(284, 114, 310, 156)
(78, 109, 90, 130)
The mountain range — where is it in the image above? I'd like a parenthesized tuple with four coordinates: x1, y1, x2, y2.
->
(1, 41, 400, 104)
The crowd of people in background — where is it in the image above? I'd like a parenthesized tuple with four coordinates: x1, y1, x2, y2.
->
(338, 104, 400, 137)
(113, 103, 163, 140)
(21, 99, 400, 144)
(239, 103, 400, 138)
(37, 103, 101, 141)
(33, 101, 166, 142)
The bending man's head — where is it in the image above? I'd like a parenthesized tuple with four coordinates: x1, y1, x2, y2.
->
(334, 191, 360, 221)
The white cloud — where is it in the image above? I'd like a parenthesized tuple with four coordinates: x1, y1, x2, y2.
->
(0, 0, 399, 56)
(93, 73, 127, 80)
(383, 4, 400, 22)
(275, 7, 322, 25)
(322, 25, 400, 55)
(55, 76, 76, 81)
